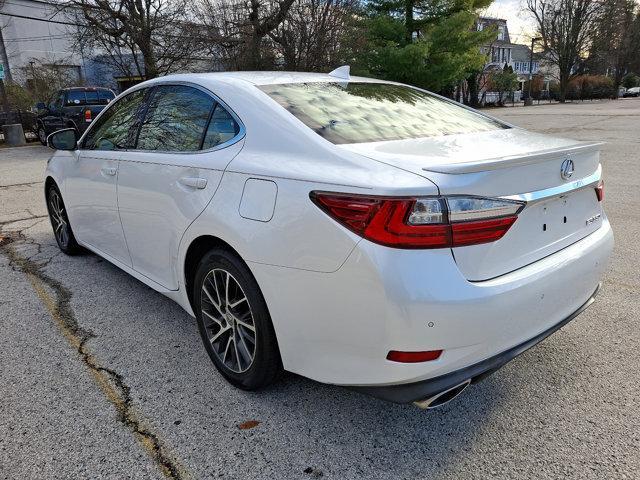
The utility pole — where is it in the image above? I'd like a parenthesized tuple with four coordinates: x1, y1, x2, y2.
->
(0, 25, 12, 83)
(525, 37, 542, 106)
(0, 20, 13, 123)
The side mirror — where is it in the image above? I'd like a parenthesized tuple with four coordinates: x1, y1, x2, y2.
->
(47, 128, 78, 151)
(36, 102, 47, 111)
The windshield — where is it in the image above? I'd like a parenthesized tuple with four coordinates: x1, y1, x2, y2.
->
(259, 82, 509, 144)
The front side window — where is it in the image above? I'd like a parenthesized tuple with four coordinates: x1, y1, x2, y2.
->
(83, 88, 146, 151)
(137, 85, 214, 152)
(259, 82, 509, 145)
(55, 93, 64, 110)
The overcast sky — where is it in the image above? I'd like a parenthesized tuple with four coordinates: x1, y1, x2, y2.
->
(481, 0, 537, 45)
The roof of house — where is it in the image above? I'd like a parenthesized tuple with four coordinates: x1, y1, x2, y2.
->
(511, 44, 533, 62)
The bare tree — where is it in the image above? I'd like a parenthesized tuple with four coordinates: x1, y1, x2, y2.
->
(198, 0, 296, 70)
(268, 0, 359, 71)
(588, 0, 640, 93)
(526, 0, 603, 102)
(64, 0, 202, 79)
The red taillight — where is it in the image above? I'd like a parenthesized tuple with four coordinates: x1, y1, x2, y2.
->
(84, 109, 92, 122)
(310, 192, 523, 249)
(451, 216, 517, 247)
(364, 200, 452, 248)
(387, 350, 443, 363)
(595, 180, 604, 202)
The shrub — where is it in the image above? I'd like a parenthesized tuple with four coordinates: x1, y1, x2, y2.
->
(5, 83, 36, 111)
(565, 75, 615, 100)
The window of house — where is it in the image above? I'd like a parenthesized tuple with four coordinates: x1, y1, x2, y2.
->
(83, 89, 146, 151)
(498, 26, 505, 40)
(136, 85, 215, 152)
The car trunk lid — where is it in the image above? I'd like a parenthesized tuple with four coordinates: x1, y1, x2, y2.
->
(339, 128, 605, 280)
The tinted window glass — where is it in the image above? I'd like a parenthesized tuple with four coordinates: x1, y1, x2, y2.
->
(85, 91, 99, 104)
(202, 104, 240, 149)
(83, 89, 146, 151)
(259, 82, 509, 144)
(85, 90, 113, 105)
(66, 91, 86, 105)
(137, 85, 214, 151)
(54, 93, 64, 110)
(98, 90, 115, 103)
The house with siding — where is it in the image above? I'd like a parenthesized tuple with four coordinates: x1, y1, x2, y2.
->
(0, 0, 210, 95)
(474, 16, 554, 103)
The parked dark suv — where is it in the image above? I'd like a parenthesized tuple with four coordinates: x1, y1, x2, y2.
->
(36, 87, 116, 145)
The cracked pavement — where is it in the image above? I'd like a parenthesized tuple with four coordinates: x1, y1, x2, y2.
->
(1, 100, 639, 479)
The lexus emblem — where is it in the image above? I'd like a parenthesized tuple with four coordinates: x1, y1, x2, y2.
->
(560, 157, 574, 180)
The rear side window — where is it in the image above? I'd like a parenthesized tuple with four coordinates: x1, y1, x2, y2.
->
(137, 85, 214, 151)
(259, 82, 509, 144)
(83, 89, 146, 150)
(202, 104, 240, 149)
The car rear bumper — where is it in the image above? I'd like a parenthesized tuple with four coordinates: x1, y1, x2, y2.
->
(250, 217, 613, 388)
(350, 283, 600, 404)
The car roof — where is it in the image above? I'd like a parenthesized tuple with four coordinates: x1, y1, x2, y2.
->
(153, 71, 386, 86)
(63, 87, 113, 92)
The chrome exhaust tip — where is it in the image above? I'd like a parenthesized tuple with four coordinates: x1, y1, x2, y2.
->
(413, 379, 471, 410)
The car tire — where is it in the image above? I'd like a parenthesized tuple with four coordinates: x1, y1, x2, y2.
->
(46, 184, 81, 255)
(38, 125, 48, 145)
(194, 248, 281, 390)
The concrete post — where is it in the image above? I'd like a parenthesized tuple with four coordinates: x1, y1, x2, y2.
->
(2, 124, 27, 146)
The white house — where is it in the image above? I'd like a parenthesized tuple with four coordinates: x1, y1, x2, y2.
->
(0, 0, 86, 85)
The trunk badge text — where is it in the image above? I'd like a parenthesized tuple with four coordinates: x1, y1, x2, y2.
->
(561, 158, 575, 180)
(586, 213, 601, 226)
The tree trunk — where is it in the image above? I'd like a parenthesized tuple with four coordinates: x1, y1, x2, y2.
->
(139, 38, 159, 79)
(241, 34, 263, 70)
(404, 0, 414, 44)
(559, 73, 569, 103)
(468, 72, 480, 108)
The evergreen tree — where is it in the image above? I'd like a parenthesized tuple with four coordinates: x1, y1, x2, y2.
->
(353, 0, 493, 93)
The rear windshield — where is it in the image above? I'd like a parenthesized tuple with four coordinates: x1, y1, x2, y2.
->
(259, 82, 509, 144)
(66, 90, 115, 106)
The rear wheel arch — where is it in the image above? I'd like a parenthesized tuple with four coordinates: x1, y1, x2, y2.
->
(186, 235, 283, 388)
(184, 235, 248, 312)
(44, 176, 58, 193)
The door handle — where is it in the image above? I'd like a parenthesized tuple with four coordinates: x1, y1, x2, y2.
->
(101, 166, 117, 176)
(179, 177, 207, 189)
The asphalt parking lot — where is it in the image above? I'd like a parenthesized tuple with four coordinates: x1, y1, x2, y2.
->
(1, 99, 639, 480)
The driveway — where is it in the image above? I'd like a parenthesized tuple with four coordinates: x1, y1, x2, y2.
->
(1, 99, 639, 480)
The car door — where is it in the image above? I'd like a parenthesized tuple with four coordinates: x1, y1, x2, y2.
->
(63, 88, 147, 266)
(117, 83, 244, 290)
(43, 92, 66, 133)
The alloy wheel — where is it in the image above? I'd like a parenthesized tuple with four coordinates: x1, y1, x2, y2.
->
(201, 268, 257, 373)
(48, 189, 69, 248)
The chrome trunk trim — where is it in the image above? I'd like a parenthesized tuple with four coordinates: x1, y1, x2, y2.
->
(500, 165, 601, 204)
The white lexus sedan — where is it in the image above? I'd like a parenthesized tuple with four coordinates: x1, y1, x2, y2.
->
(44, 68, 613, 409)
